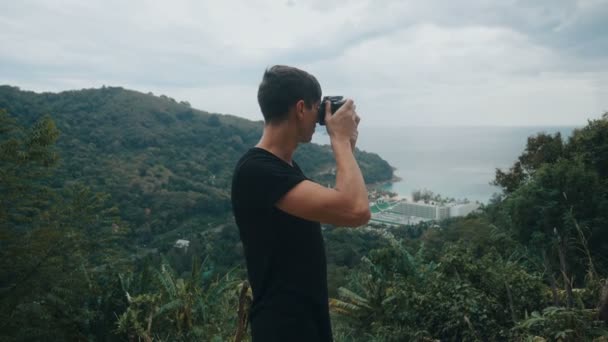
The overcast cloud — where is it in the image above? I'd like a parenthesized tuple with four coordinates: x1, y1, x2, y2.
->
(1, 0, 607, 126)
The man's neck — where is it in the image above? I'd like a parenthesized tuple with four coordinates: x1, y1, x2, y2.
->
(256, 121, 298, 165)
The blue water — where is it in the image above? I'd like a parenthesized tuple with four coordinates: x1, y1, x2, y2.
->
(312, 125, 578, 204)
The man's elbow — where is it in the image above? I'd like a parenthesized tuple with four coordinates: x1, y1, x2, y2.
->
(358, 207, 372, 225)
(349, 206, 371, 227)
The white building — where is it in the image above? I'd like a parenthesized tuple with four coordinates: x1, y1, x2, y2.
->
(370, 200, 481, 226)
(390, 201, 451, 220)
(448, 203, 481, 217)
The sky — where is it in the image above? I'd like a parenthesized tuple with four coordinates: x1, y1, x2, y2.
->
(1, 0, 607, 126)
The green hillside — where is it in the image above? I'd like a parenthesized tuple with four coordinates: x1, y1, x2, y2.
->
(0, 85, 393, 243)
(2, 86, 606, 341)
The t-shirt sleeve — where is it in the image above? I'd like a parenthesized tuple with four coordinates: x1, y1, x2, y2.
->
(235, 155, 307, 209)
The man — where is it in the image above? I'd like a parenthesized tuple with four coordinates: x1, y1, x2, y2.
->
(231, 65, 370, 341)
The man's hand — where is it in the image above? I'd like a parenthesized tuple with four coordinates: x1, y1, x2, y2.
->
(324, 99, 360, 149)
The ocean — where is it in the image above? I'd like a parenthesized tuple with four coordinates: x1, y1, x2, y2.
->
(312, 125, 578, 204)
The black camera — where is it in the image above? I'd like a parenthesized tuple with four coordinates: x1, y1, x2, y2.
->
(317, 96, 346, 125)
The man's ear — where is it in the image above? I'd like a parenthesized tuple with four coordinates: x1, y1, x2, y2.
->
(295, 100, 305, 119)
(296, 100, 306, 112)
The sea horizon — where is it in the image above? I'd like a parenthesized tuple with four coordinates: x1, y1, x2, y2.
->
(313, 124, 581, 204)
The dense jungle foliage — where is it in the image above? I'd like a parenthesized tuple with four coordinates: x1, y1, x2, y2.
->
(1, 86, 607, 341)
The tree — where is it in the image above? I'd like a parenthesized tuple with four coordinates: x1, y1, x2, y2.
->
(564, 117, 608, 178)
(0, 110, 127, 341)
(493, 132, 564, 194)
(331, 232, 546, 341)
(0, 109, 59, 225)
(116, 257, 240, 341)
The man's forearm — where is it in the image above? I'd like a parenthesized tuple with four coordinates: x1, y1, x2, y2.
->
(331, 138, 368, 210)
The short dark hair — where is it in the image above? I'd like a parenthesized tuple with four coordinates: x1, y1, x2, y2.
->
(257, 65, 322, 124)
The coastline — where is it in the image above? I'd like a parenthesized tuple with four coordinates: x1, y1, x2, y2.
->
(367, 164, 402, 188)
(367, 168, 403, 190)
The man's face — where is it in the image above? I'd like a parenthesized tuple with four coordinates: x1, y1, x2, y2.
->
(300, 100, 320, 142)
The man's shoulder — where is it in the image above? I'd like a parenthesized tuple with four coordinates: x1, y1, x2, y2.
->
(235, 148, 278, 174)
(233, 148, 294, 191)
(231, 148, 307, 211)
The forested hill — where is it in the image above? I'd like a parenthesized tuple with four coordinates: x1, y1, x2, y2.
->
(2, 84, 607, 340)
(0, 85, 393, 241)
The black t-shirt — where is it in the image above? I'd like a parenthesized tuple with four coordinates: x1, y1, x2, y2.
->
(231, 147, 332, 340)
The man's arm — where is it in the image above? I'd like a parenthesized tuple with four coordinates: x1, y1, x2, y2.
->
(276, 100, 370, 227)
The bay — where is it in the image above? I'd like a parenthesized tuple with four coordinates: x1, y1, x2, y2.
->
(312, 125, 578, 204)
